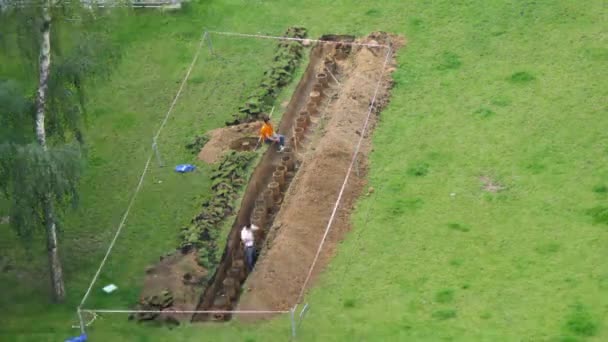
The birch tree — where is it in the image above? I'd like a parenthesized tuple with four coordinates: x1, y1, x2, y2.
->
(0, 0, 114, 301)
(35, 1, 67, 300)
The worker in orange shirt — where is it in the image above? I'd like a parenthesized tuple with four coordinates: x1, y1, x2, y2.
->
(258, 115, 286, 152)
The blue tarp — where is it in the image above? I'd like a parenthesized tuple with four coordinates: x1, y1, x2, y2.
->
(65, 334, 87, 342)
(174, 164, 196, 173)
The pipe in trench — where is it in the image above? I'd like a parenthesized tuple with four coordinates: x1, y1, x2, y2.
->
(273, 169, 286, 191)
(294, 127, 305, 141)
(307, 102, 319, 116)
(309, 90, 322, 105)
(316, 72, 329, 87)
(299, 111, 312, 126)
(282, 155, 295, 171)
(296, 117, 307, 131)
(268, 182, 281, 202)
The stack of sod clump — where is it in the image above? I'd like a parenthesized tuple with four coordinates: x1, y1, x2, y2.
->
(130, 290, 174, 321)
(185, 134, 209, 155)
(178, 151, 256, 274)
(227, 26, 307, 125)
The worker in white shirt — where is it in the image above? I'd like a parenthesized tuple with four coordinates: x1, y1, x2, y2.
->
(240, 222, 260, 272)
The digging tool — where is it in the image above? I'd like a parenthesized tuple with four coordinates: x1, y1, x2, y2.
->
(292, 125, 299, 157)
(324, 66, 341, 85)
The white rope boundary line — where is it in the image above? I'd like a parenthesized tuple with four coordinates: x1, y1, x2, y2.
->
(208, 30, 389, 48)
(77, 30, 208, 312)
(82, 309, 289, 314)
(74, 31, 391, 326)
(296, 44, 393, 303)
(71, 311, 98, 329)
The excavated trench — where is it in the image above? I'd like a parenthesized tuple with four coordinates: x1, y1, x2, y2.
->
(191, 37, 354, 322)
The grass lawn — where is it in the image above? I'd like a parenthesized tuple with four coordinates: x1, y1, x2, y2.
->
(1, 1, 607, 341)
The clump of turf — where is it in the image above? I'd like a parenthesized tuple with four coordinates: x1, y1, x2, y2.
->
(432, 309, 457, 320)
(491, 96, 511, 107)
(437, 52, 462, 70)
(185, 134, 210, 154)
(534, 242, 560, 255)
(473, 107, 495, 118)
(435, 289, 455, 303)
(526, 160, 546, 174)
(226, 26, 308, 125)
(407, 162, 429, 176)
(389, 198, 424, 216)
(564, 303, 597, 337)
(343, 298, 356, 308)
(447, 223, 470, 232)
(449, 258, 463, 267)
(365, 8, 381, 16)
(592, 184, 608, 194)
(409, 17, 424, 29)
(587, 206, 608, 226)
(509, 71, 535, 83)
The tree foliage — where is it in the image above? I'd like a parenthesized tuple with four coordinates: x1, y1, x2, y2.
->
(0, 1, 117, 241)
(0, 0, 123, 301)
(0, 142, 81, 241)
(0, 80, 34, 144)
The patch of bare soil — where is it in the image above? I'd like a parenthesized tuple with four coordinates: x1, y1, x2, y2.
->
(237, 33, 404, 313)
(137, 251, 206, 321)
(480, 176, 505, 193)
(198, 122, 262, 163)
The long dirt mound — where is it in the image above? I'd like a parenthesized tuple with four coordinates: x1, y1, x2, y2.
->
(237, 33, 404, 313)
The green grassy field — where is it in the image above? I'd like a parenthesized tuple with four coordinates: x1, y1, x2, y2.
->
(1, 1, 607, 341)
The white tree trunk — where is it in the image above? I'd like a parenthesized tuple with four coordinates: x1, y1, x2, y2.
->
(43, 196, 65, 301)
(35, 2, 66, 302)
(35, 4, 51, 149)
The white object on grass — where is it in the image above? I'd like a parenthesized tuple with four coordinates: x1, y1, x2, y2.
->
(102, 284, 118, 293)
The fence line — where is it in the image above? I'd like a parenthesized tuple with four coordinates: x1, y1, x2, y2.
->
(83, 309, 289, 314)
(76, 30, 208, 333)
(208, 30, 389, 48)
(74, 29, 394, 336)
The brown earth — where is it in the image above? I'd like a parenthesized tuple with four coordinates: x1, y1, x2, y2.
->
(191, 38, 340, 321)
(137, 33, 403, 324)
(237, 33, 404, 314)
(198, 122, 262, 163)
(139, 251, 206, 321)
